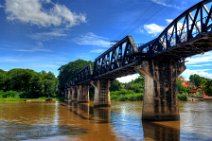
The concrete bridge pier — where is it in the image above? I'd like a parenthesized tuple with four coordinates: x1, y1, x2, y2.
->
(91, 80, 111, 107)
(71, 87, 78, 102)
(77, 85, 90, 103)
(135, 58, 186, 121)
(64, 88, 68, 102)
(67, 88, 72, 104)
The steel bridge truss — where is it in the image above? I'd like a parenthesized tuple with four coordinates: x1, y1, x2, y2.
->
(92, 35, 138, 79)
(139, 0, 212, 58)
(69, 0, 212, 86)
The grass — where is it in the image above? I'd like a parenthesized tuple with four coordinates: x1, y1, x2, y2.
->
(111, 89, 143, 101)
(0, 90, 57, 102)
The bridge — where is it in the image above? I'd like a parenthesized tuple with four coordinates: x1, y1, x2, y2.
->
(63, 0, 212, 121)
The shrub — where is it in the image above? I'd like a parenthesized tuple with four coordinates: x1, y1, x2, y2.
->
(111, 89, 143, 101)
(178, 93, 188, 101)
(0, 90, 20, 98)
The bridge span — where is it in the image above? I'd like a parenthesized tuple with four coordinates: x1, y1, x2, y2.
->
(63, 0, 212, 121)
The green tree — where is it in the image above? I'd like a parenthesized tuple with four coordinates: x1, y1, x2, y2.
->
(110, 80, 122, 91)
(58, 59, 93, 93)
(204, 80, 212, 96)
(0, 68, 57, 98)
(176, 78, 191, 94)
(189, 74, 207, 87)
(41, 71, 58, 98)
(128, 76, 144, 93)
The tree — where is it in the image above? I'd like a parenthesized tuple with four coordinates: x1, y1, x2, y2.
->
(0, 68, 57, 98)
(41, 71, 58, 97)
(176, 78, 191, 94)
(204, 80, 212, 96)
(128, 76, 144, 93)
(189, 74, 207, 87)
(110, 80, 122, 91)
(58, 59, 93, 93)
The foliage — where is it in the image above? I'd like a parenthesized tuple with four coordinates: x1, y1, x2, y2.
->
(110, 76, 144, 101)
(58, 59, 93, 92)
(0, 90, 21, 98)
(189, 74, 207, 87)
(178, 93, 188, 101)
(128, 76, 144, 93)
(176, 79, 191, 94)
(204, 80, 212, 96)
(189, 74, 212, 96)
(0, 69, 57, 98)
(110, 80, 122, 91)
(111, 89, 143, 101)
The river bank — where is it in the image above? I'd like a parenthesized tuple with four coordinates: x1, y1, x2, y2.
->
(0, 97, 57, 103)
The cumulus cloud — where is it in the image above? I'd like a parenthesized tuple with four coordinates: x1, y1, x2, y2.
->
(166, 19, 173, 23)
(182, 69, 212, 80)
(117, 74, 139, 83)
(73, 32, 112, 47)
(143, 23, 165, 36)
(186, 51, 212, 65)
(5, 0, 86, 27)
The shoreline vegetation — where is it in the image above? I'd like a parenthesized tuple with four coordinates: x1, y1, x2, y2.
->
(1, 60, 211, 102)
(0, 91, 57, 102)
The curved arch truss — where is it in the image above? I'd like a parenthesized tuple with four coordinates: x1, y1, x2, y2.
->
(139, 0, 212, 58)
(69, 0, 212, 85)
(93, 35, 138, 78)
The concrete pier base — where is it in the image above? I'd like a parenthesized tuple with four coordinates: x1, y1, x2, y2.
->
(91, 80, 111, 107)
(77, 85, 90, 103)
(71, 87, 78, 102)
(135, 58, 186, 121)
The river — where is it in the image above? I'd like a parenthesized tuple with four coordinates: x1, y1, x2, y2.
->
(0, 101, 212, 141)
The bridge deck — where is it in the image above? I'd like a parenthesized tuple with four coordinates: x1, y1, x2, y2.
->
(154, 33, 212, 59)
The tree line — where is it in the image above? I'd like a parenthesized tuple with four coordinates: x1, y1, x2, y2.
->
(0, 69, 57, 98)
(0, 59, 211, 100)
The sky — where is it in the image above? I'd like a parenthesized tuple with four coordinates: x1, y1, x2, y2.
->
(0, 0, 211, 82)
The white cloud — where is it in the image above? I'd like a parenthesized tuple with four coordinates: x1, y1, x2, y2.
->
(15, 47, 52, 52)
(151, 0, 182, 10)
(30, 29, 67, 41)
(5, 0, 86, 27)
(166, 19, 173, 23)
(143, 23, 165, 36)
(73, 32, 112, 47)
(90, 49, 105, 53)
(117, 74, 139, 83)
(189, 63, 212, 67)
(181, 69, 212, 80)
(186, 51, 212, 65)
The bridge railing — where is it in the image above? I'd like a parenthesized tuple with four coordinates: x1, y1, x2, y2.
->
(70, 64, 93, 85)
(139, 0, 212, 57)
(93, 35, 138, 77)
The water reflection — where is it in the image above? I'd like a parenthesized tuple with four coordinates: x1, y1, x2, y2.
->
(143, 121, 180, 141)
(0, 101, 212, 141)
(0, 102, 87, 141)
(69, 103, 111, 123)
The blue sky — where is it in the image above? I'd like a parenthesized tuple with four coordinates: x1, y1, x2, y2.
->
(0, 0, 211, 82)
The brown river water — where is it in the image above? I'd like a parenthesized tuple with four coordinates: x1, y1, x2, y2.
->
(0, 101, 212, 141)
